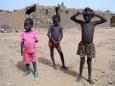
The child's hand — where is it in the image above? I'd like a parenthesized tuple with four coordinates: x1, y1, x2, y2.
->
(77, 11, 82, 15)
(91, 12, 100, 17)
(53, 40, 58, 44)
(57, 41, 60, 44)
(36, 40, 38, 43)
(94, 13, 100, 16)
(56, 40, 61, 44)
(91, 12, 96, 17)
(52, 39, 59, 44)
(21, 52, 23, 56)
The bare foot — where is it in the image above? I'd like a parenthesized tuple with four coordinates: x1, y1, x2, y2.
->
(87, 79, 95, 84)
(53, 64, 57, 70)
(61, 66, 68, 70)
(77, 76, 82, 82)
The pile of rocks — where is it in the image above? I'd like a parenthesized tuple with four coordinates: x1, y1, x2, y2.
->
(26, 10, 52, 29)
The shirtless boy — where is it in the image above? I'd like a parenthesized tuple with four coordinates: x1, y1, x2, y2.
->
(47, 15, 68, 70)
(71, 7, 106, 84)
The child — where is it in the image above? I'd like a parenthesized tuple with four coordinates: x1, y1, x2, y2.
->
(47, 15, 68, 70)
(71, 7, 106, 84)
(20, 18, 39, 78)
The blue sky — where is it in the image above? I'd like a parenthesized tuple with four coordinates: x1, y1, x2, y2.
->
(0, 0, 115, 13)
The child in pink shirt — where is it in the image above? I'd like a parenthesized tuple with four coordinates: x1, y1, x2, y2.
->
(20, 18, 39, 78)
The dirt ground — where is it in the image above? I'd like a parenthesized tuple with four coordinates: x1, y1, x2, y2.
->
(0, 28, 115, 86)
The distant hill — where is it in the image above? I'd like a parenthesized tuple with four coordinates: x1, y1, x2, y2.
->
(0, 4, 113, 32)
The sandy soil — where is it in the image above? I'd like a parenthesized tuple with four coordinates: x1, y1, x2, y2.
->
(0, 28, 115, 86)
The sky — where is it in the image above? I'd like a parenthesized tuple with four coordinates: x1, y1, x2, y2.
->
(0, 0, 115, 13)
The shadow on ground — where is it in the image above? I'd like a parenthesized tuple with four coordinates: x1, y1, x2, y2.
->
(38, 57, 87, 81)
(16, 61, 25, 72)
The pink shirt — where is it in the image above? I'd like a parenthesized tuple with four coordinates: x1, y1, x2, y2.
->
(20, 31, 39, 53)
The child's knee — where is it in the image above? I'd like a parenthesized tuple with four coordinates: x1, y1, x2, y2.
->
(59, 51, 63, 56)
(57, 48, 63, 54)
(87, 58, 92, 64)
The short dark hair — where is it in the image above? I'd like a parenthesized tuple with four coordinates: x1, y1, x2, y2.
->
(24, 18, 33, 26)
(52, 15, 60, 22)
(83, 7, 93, 14)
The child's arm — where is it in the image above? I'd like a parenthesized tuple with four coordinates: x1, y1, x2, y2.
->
(21, 42, 24, 56)
(71, 12, 84, 24)
(94, 14, 107, 25)
(20, 32, 24, 56)
(47, 27, 57, 43)
(58, 27, 63, 43)
(47, 27, 53, 40)
(35, 31, 39, 43)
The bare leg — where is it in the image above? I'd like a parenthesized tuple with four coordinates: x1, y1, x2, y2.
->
(23, 64, 30, 77)
(32, 62, 37, 72)
(87, 57, 94, 84)
(32, 62, 39, 78)
(56, 47, 68, 70)
(50, 47, 56, 69)
(26, 64, 30, 72)
(77, 57, 85, 81)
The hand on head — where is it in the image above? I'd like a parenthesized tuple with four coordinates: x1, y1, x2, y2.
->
(83, 7, 94, 15)
(90, 12, 96, 18)
(77, 11, 81, 15)
(77, 9, 95, 17)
